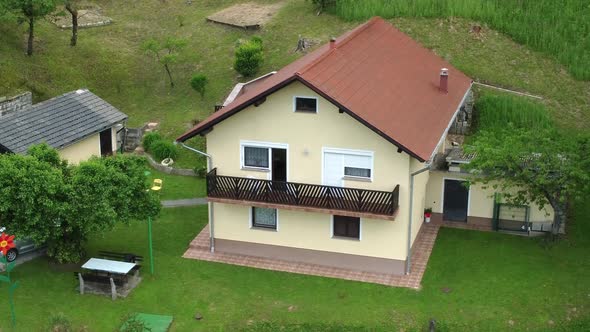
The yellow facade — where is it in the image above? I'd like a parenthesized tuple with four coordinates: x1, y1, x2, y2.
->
(58, 127, 117, 164)
(425, 170, 554, 222)
(207, 81, 425, 261)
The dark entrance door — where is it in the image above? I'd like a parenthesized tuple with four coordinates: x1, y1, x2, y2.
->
(271, 148, 287, 182)
(99, 128, 113, 157)
(443, 179, 469, 222)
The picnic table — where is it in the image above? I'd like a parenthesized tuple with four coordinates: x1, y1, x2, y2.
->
(77, 257, 141, 300)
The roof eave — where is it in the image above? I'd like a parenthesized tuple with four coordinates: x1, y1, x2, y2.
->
(176, 76, 299, 142)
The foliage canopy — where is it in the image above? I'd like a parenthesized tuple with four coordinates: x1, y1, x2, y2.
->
(0, 145, 161, 262)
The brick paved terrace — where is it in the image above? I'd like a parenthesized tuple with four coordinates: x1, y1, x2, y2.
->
(183, 222, 441, 289)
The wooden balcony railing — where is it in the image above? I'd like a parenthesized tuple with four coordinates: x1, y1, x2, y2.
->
(206, 168, 399, 216)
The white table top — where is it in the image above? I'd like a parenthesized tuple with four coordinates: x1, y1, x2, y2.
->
(82, 258, 136, 274)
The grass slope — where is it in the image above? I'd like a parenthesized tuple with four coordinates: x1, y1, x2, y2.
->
(334, 0, 590, 80)
(2, 202, 589, 331)
(0, 1, 588, 171)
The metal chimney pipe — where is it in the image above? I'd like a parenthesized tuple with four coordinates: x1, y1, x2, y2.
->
(329, 37, 336, 49)
(440, 68, 449, 93)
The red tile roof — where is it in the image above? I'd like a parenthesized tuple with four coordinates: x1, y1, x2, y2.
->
(177, 17, 472, 162)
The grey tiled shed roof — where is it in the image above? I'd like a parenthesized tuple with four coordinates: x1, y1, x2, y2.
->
(0, 89, 127, 154)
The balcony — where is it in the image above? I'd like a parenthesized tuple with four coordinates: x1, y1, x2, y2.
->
(206, 168, 399, 219)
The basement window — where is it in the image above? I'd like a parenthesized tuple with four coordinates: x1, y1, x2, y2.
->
(333, 215, 360, 240)
(294, 97, 318, 113)
(251, 207, 277, 230)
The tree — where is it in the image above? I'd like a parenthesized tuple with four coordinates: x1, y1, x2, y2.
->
(142, 37, 187, 87)
(5, 0, 56, 55)
(234, 36, 263, 77)
(464, 126, 590, 237)
(0, 144, 161, 262)
(190, 73, 208, 99)
(64, 0, 80, 46)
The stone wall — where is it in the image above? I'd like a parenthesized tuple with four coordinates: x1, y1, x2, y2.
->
(449, 90, 474, 135)
(0, 92, 33, 117)
(145, 153, 197, 176)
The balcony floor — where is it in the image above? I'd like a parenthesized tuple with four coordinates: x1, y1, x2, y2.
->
(207, 197, 398, 220)
(182, 223, 440, 289)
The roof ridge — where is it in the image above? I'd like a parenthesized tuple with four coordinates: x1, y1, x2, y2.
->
(295, 17, 382, 77)
(31, 88, 89, 110)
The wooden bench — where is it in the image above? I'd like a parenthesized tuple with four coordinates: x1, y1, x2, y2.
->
(98, 251, 144, 264)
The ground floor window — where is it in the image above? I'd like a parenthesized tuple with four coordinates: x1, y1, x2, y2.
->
(333, 215, 360, 239)
(251, 207, 277, 230)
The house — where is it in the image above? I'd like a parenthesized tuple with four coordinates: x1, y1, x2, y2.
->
(0, 89, 127, 164)
(176, 17, 554, 276)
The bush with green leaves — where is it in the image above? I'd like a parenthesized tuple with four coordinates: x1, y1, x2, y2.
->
(0, 145, 161, 263)
(120, 314, 152, 332)
(150, 140, 178, 161)
(190, 74, 208, 98)
(234, 37, 264, 77)
(142, 132, 162, 152)
(47, 313, 72, 332)
(193, 165, 208, 178)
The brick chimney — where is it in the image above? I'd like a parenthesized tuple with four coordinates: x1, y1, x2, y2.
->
(0, 92, 33, 117)
(329, 37, 336, 49)
(439, 68, 449, 93)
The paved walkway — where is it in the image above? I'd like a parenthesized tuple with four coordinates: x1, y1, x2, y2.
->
(183, 223, 441, 289)
(161, 198, 207, 208)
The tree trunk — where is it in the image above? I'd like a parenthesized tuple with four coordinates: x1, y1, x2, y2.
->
(66, 4, 78, 47)
(551, 202, 566, 236)
(27, 16, 34, 56)
(164, 64, 174, 87)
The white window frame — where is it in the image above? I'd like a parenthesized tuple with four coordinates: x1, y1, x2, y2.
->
(293, 96, 319, 113)
(440, 177, 471, 217)
(249, 207, 279, 232)
(321, 147, 374, 184)
(330, 215, 362, 241)
(240, 140, 289, 180)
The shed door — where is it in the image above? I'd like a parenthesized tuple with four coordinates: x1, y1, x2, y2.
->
(99, 128, 113, 157)
(443, 179, 469, 222)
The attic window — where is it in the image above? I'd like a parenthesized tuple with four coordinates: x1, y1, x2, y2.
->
(294, 97, 317, 113)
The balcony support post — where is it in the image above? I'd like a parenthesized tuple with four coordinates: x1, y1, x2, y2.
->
(406, 165, 431, 275)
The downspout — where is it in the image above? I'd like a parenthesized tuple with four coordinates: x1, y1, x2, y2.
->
(175, 141, 216, 253)
(406, 164, 431, 275)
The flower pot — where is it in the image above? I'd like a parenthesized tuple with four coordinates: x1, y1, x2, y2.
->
(424, 213, 432, 223)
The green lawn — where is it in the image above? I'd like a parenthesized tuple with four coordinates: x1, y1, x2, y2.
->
(2, 199, 589, 331)
(146, 169, 205, 200)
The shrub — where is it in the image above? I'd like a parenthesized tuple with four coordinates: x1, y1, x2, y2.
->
(142, 132, 162, 152)
(193, 165, 207, 178)
(120, 314, 151, 332)
(47, 239, 85, 264)
(190, 74, 208, 98)
(47, 313, 72, 332)
(150, 140, 178, 161)
(234, 37, 264, 77)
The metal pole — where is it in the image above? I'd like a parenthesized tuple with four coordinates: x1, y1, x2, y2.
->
(148, 216, 154, 275)
(175, 141, 216, 252)
(406, 165, 430, 275)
